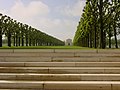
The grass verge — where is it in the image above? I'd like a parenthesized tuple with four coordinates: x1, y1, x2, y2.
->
(0, 46, 94, 49)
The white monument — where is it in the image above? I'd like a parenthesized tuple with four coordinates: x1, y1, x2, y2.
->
(65, 39, 72, 46)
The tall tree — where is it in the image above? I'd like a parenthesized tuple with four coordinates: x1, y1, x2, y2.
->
(74, 0, 120, 49)
(0, 14, 7, 47)
(111, 0, 120, 48)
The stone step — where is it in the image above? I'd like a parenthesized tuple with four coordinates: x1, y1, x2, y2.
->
(0, 52, 119, 57)
(0, 57, 120, 62)
(52, 57, 120, 62)
(1, 73, 120, 81)
(0, 49, 96, 53)
(0, 49, 120, 53)
(0, 49, 100, 53)
(0, 49, 119, 90)
(1, 62, 120, 67)
(0, 80, 120, 89)
(0, 52, 75, 57)
(0, 57, 52, 62)
(0, 67, 120, 74)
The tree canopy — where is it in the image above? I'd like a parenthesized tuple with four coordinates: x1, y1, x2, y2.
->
(0, 13, 64, 47)
(73, 0, 120, 49)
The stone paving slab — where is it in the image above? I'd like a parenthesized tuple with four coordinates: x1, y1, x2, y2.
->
(1, 57, 120, 62)
(0, 49, 120, 53)
(1, 67, 120, 74)
(0, 52, 75, 57)
(1, 81, 120, 90)
(0, 49, 54, 53)
(1, 62, 120, 67)
(0, 80, 43, 89)
(75, 53, 120, 57)
(0, 49, 97, 53)
(0, 52, 120, 58)
(1, 73, 120, 81)
(0, 57, 52, 62)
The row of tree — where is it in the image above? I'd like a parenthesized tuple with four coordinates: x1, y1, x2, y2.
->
(106, 38, 120, 47)
(0, 13, 64, 47)
(73, 0, 120, 49)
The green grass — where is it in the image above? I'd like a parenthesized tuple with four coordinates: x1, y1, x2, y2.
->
(0, 46, 94, 49)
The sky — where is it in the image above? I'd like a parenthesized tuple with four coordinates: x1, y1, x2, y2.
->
(0, 0, 86, 41)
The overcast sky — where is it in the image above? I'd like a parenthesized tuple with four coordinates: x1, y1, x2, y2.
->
(0, 0, 86, 41)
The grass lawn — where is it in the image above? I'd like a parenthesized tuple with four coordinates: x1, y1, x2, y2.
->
(0, 46, 94, 49)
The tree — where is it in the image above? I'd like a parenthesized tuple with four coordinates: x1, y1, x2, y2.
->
(3, 16, 12, 47)
(0, 14, 7, 47)
(0, 13, 64, 47)
(24, 24, 29, 46)
(111, 0, 120, 48)
(74, 0, 120, 49)
(20, 23, 25, 46)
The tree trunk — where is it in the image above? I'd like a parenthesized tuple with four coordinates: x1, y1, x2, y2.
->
(29, 38, 31, 46)
(22, 35, 24, 46)
(33, 39, 35, 46)
(113, 24, 118, 48)
(90, 31, 92, 48)
(38, 40, 41, 46)
(87, 34, 89, 47)
(18, 37, 20, 46)
(8, 32, 11, 47)
(103, 32, 106, 48)
(109, 35, 111, 48)
(85, 37, 87, 47)
(109, 25, 111, 48)
(36, 39, 38, 46)
(16, 35, 18, 47)
(26, 35, 28, 46)
(13, 37, 15, 46)
(94, 26, 97, 48)
(0, 29, 2, 47)
(99, 0, 106, 49)
(39, 41, 42, 46)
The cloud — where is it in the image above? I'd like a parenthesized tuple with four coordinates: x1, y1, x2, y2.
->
(8, 0, 79, 40)
(10, 0, 50, 22)
(30, 17, 77, 40)
(0, 9, 6, 15)
(0, 0, 83, 40)
(59, 0, 85, 17)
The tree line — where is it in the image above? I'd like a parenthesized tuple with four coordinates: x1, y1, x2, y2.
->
(73, 0, 120, 49)
(0, 13, 64, 47)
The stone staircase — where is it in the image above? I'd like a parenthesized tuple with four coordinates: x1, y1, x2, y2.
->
(0, 49, 120, 90)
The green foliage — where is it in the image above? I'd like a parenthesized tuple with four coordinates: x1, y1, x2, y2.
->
(0, 13, 65, 47)
(73, 0, 120, 49)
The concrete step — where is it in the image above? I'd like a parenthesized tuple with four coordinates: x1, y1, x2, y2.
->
(1, 73, 120, 81)
(0, 49, 119, 90)
(0, 67, 120, 74)
(1, 62, 120, 67)
(52, 57, 120, 62)
(0, 52, 120, 57)
(0, 52, 75, 57)
(0, 80, 120, 89)
(0, 57, 120, 62)
(0, 49, 120, 53)
(0, 57, 52, 62)
(0, 49, 100, 53)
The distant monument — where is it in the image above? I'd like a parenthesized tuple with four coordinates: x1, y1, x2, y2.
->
(65, 39, 72, 46)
